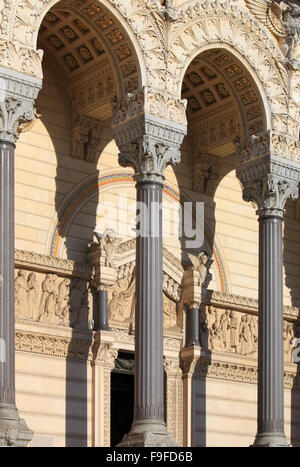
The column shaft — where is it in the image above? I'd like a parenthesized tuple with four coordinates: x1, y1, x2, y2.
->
(186, 306, 200, 347)
(0, 141, 15, 409)
(135, 179, 164, 422)
(254, 214, 287, 446)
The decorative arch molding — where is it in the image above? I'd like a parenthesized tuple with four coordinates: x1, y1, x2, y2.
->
(2, 0, 297, 134)
(46, 171, 230, 293)
(0, 0, 147, 96)
(168, 1, 291, 136)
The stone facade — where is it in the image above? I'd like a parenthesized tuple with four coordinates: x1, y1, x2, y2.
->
(0, 0, 300, 447)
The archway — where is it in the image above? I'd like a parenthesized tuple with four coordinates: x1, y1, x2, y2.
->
(179, 46, 267, 447)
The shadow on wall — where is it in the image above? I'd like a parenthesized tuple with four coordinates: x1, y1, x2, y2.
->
(173, 133, 235, 446)
(283, 199, 300, 447)
(36, 59, 114, 446)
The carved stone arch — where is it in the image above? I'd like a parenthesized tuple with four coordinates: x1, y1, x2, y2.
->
(4, 0, 147, 97)
(168, 0, 290, 137)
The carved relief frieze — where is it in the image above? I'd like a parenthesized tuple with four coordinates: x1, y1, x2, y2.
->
(15, 269, 91, 330)
(191, 110, 241, 150)
(72, 114, 104, 162)
(69, 65, 116, 118)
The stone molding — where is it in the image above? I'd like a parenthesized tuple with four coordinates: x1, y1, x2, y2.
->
(0, 67, 42, 143)
(180, 347, 300, 390)
(208, 289, 300, 321)
(15, 249, 93, 279)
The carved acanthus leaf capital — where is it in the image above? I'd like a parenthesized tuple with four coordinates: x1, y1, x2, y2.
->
(237, 156, 300, 217)
(0, 68, 42, 143)
(114, 114, 186, 182)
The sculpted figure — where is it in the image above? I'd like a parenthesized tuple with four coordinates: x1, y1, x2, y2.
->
(94, 229, 120, 267)
(239, 315, 252, 355)
(69, 280, 89, 329)
(40, 274, 58, 323)
(56, 279, 71, 326)
(15, 270, 28, 318)
(219, 311, 230, 350)
(199, 309, 209, 348)
(229, 311, 239, 353)
(284, 322, 294, 362)
(163, 295, 177, 328)
(27, 272, 39, 320)
(109, 269, 136, 322)
(187, 251, 209, 288)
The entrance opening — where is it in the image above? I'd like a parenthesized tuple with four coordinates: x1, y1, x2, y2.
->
(110, 351, 134, 446)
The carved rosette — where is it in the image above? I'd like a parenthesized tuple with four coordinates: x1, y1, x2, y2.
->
(236, 151, 300, 217)
(0, 68, 42, 144)
(113, 110, 186, 182)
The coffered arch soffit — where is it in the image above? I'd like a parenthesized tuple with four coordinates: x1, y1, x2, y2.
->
(182, 47, 267, 156)
(1, 0, 296, 135)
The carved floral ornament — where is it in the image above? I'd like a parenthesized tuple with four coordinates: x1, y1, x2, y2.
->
(0, 0, 297, 134)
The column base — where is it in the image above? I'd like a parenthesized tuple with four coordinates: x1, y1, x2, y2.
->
(0, 403, 33, 447)
(117, 419, 179, 447)
(251, 432, 290, 447)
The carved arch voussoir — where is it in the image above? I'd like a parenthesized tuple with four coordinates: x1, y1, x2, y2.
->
(168, 1, 290, 135)
(5, 0, 148, 89)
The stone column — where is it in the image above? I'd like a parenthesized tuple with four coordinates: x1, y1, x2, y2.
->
(0, 68, 41, 446)
(186, 303, 200, 347)
(237, 148, 300, 447)
(113, 113, 186, 446)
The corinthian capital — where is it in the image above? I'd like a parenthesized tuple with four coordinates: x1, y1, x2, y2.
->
(237, 156, 300, 218)
(0, 68, 42, 144)
(114, 113, 186, 183)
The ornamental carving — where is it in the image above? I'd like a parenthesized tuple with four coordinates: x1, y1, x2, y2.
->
(236, 156, 300, 217)
(193, 154, 221, 196)
(72, 115, 104, 163)
(117, 125, 185, 182)
(2, 0, 298, 136)
(15, 269, 90, 329)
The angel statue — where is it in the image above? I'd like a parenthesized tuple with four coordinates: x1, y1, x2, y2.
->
(94, 228, 120, 267)
(187, 251, 210, 288)
(245, 0, 300, 66)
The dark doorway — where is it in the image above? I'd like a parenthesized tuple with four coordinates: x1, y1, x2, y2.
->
(110, 352, 134, 447)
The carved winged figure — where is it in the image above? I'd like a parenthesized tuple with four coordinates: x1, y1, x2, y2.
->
(94, 228, 120, 267)
(187, 252, 209, 287)
(245, 1, 300, 62)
